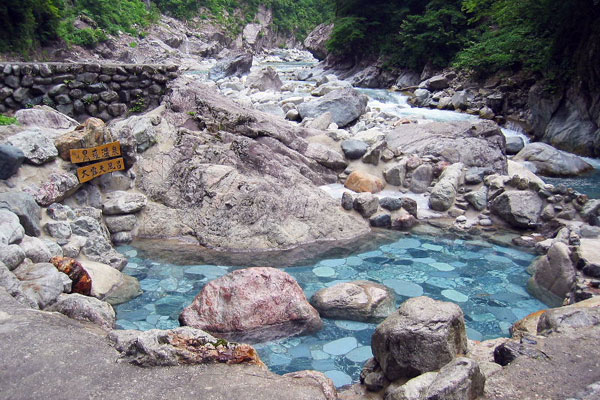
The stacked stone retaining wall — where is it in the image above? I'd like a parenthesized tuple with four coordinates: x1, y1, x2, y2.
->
(0, 62, 179, 122)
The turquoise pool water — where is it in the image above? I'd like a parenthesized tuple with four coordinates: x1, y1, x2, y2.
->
(115, 234, 545, 387)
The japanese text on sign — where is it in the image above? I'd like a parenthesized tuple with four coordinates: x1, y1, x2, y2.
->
(70, 142, 121, 164)
(76, 157, 125, 183)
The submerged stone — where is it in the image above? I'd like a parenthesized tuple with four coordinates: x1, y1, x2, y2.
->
(323, 337, 358, 356)
(442, 289, 469, 302)
(383, 279, 424, 297)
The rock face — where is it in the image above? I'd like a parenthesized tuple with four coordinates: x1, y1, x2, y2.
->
(46, 293, 115, 329)
(298, 88, 368, 127)
(429, 163, 463, 211)
(490, 190, 543, 229)
(0, 144, 25, 179)
(209, 53, 253, 80)
(310, 280, 396, 322)
(103, 191, 147, 215)
(371, 296, 468, 381)
(386, 121, 507, 175)
(528, 242, 576, 306)
(304, 23, 333, 60)
(180, 267, 323, 343)
(512, 142, 593, 177)
(136, 79, 368, 251)
(247, 67, 283, 91)
(344, 171, 385, 193)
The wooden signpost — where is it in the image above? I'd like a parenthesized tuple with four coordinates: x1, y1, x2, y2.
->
(70, 141, 125, 183)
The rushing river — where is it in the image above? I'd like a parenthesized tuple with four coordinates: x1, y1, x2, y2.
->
(114, 52, 598, 387)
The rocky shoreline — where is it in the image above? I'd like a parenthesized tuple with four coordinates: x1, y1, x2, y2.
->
(1, 25, 600, 399)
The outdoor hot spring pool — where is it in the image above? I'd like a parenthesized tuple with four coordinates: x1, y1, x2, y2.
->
(115, 234, 545, 387)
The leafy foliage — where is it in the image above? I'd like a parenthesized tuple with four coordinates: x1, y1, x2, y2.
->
(0, 114, 18, 126)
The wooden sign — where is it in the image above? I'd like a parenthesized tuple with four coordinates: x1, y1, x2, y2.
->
(77, 157, 125, 183)
(70, 141, 121, 164)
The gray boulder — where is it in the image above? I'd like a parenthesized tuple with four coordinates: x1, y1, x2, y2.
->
(464, 186, 488, 211)
(0, 244, 25, 271)
(307, 112, 333, 130)
(310, 280, 396, 322)
(513, 142, 593, 177)
(46, 293, 115, 329)
(34, 172, 80, 207)
(353, 193, 379, 218)
(247, 67, 283, 92)
(341, 140, 369, 160)
(18, 235, 52, 263)
(380, 197, 404, 211)
(413, 89, 432, 107)
(44, 221, 72, 240)
(424, 357, 485, 400)
(104, 215, 137, 233)
(384, 162, 406, 187)
(2, 128, 58, 165)
(13, 262, 69, 308)
(46, 203, 75, 221)
(0, 192, 41, 236)
(528, 242, 575, 306)
(298, 88, 368, 128)
(386, 120, 507, 175)
(385, 371, 438, 400)
(410, 164, 434, 194)
(425, 75, 450, 90)
(0, 261, 38, 308)
(111, 231, 133, 245)
(15, 105, 78, 129)
(452, 90, 469, 110)
(0, 144, 25, 179)
(70, 216, 108, 239)
(0, 209, 24, 245)
(429, 163, 463, 211)
(490, 190, 543, 229)
(305, 143, 347, 170)
(372, 296, 468, 381)
(505, 136, 525, 155)
(537, 306, 600, 334)
(82, 236, 128, 271)
(209, 53, 253, 80)
(103, 191, 148, 215)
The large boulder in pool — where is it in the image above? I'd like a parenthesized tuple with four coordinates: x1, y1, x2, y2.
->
(180, 267, 323, 343)
(386, 120, 508, 175)
(310, 280, 396, 323)
(208, 53, 253, 81)
(298, 88, 368, 128)
(371, 296, 468, 381)
(512, 142, 593, 177)
(527, 242, 576, 307)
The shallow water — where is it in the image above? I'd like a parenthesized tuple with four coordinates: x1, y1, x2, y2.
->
(115, 234, 545, 387)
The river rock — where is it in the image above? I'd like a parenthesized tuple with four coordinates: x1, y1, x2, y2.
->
(103, 191, 147, 215)
(307, 112, 333, 130)
(345, 171, 385, 193)
(209, 53, 253, 81)
(13, 262, 69, 308)
(385, 371, 438, 400)
(425, 75, 450, 90)
(0, 261, 38, 308)
(19, 235, 52, 263)
(2, 128, 58, 165)
(528, 242, 575, 306)
(392, 210, 419, 230)
(54, 117, 113, 161)
(310, 280, 395, 322)
(465, 186, 488, 211)
(372, 296, 468, 381)
(247, 67, 283, 92)
(180, 267, 322, 343)
(341, 191, 354, 210)
(386, 121, 507, 175)
(15, 106, 78, 129)
(384, 162, 406, 186)
(46, 203, 75, 221)
(110, 113, 159, 155)
(81, 260, 141, 304)
(104, 214, 137, 233)
(109, 327, 262, 367)
(370, 212, 392, 228)
(537, 306, 600, 334)
(0, 244, 25, 271)
(505, 136, 525, 155)
(489, 190, 543, 229)
(429, 163, 463, 211)
(304, 23, 333, 60)
(452, 90, 469, 110)
(424, 357, 485, 400)
(380, 197, 403, 211)
(0, 192, 42, 236)
(46, 293, 115, 329)
(513, 142, 593, 177)
(70, 216, 107, 239)
(82, 236, 128, 271)
(410, 164, 434, 194)
(341, 140, 369, 160)
(353, 193, 379, 218)
(44, 221, 72, 240)
(283, 371, 337, 400)
(298, 88, 368, 128)
(305, 142, 347, 170)
(576, 238, 600, 278)
(0, 209, 24, 246)
(0, 144, 25, 179)
(413, 89, 431, 107)
(35, 172, 80, 207)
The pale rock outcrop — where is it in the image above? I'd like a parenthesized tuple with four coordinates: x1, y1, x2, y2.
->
(46, 293, 115, 329)
(429, 163, 463, 211)
(528, 242, 575, 306)
(298, 88, 368, 127)
(489, 190, 543, 229)
(513, 142, 593, 177)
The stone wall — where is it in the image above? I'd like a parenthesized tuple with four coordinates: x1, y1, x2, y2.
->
(0, 63, 179, 122)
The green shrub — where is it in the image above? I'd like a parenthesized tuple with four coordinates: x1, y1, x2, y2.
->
(0, 114, 18, 126)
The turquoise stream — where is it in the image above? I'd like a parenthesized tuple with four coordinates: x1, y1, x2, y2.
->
(115, 234, 545, 387)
